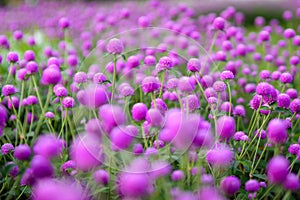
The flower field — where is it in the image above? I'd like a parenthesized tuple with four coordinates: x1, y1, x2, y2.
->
(1, 0, 300, 199)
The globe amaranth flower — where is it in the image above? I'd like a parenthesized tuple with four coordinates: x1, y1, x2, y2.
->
(213, 81, 226, 92)
(220, 176, 241, 195)
(280, 72, 293, 84)
(141, 76, 160, 93)
(2, 84, 16, 96)
(42, 67, 62, 85)
(216, 116, 236, 139)
(283, 173, 300, 191)
(256, 82, 272, 96)
(290, 98, 300, 113)
(171, 170, 185, 181)
(24, 50, 35, 61)
(14, 144, 31, 160)
(213, 17, 226, 30)
(131, 103, 148, 121)
(267, 155, 289, 184)
(45, 112, 55, 119)
(288, 144, 300, 155)
(62, 97, 75, 108)
(1, 143, 14, 155)
(245, 179, 260, 192)
(187, 58, 201, 72)
(156, 56, 173, 72)
(93, 169, 110, 185)
(74, 71, 87, 83)
(277, 93, 290, 108)
(107, 38, 124, 54)
(267, 119, 288, 144)
(59, 17, 70, 29)
(110, 125, 135, 151)
(206, 144, 234, 168)
(220, 70, 234, 81)
(6, 52, 19, 63)
(33, 134, 63, 159)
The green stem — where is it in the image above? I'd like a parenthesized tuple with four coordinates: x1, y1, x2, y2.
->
(111, 55, 117, 102)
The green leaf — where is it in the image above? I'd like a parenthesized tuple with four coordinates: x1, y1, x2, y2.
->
(252, 173, 267, 181)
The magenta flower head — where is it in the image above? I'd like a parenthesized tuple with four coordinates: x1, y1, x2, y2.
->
(206, 144, 234, 168)
(33, 134, 63, 159)
(6, 52, 19, 63)
(144, 55, 156, 66)
(220, 70, 234, 81)
(24, 50, 35, 61)
(30, 155, 54, 179)
(259, 30, 270, 41)
(213, 17, 226, 30)
(26, 61, 38, 74)
(213, 81, 226, 92)
(290, 98, 300, 113)
(178, 76, 195, 92)
(267, 119, 288, 144)
(187, 58, 201, 72)
(288, 144, 300, 155)
(171, 170, 185, 181)
(146, 108, 163, 127)
(284, 28, 296, 39)
(13, 30, 23, 41)
(220, 176, 241, 195)
(157, 56, 173, 71)
(245, 179, 260, 192)
(216, 116, 235, 139)
(110, 126, 134, 151)
(1, 143, 14, 155)
(280, 72, 293, 84)
(54, 86, 68, 97)
(107, 38, 124, 54)
(47, 57, 60, 68)
(267, 155, 289, 184)
(14, 144, 31, 160)
(256, 82, 272, 96)
(42, 67, 62, 85)
(94, 169, 109, 185)
(131, 103, 148, 121)
(70, 135, 104, 171)
(127, 55, 140, 69)
(93, 73, 107, 84)
(283, 173, 300, 191)
(142, 76, 160, 93)
(62, 97, 75, 108)
(45, 112, 55, 119)
(2, 84, 16, 96)
(183, 94, 200, 112)
(277, 93, 290, 108)
(78, 85, 108, 108)
(98, 104, 126, 132)
(74, 71, 87, 83)
(59, 17, 70, 29)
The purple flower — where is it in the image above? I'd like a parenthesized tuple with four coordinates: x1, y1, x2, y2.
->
(142, 76, 160, 93)
(288, 144, 300, 155)
(216, 116, 235, 139)
(267, 155, 289, 184)
(290, 98, 300, 113)
(107, 38, 124, 54)
(1, 143, 14, 155)
(6, 52, 19, 63)
(283, 173, 300, 191)
(93, 169, 110, 185)
(245, 179, 260, 192)
(171, 170, 185, 181)
(34, 134, 63, 159)
(213, 17, 226, 30)
(131, 103, 148, 121)
(220, 70, 234, 81)
(220, 176, 241, 195)
(277, 93, 290, 108)
(42, 67, 62, 85)
(2, 85, 16, 96)
(14, 144, 31, 160)
(62, 97, 75, 108)
(59, 17, 70, 29)
(187, 58, 201, 72)
(267, 119, 288, 144)
(206, 144, 234, 168)
(74, 72, 87, 83)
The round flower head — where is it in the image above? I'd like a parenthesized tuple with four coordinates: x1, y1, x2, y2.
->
(6, 52, 19, 63)
(288, 144, 300, 155)
(13, 30, 23, 40)
(178, 76, 195, 92)
(213, 81, 226, 92)
(110, 125, 135, 151)
(74, 72, 87, 83)
(213, 17, 226, 30)
(256, 82, 272, 96)
(144, 55, 156, 66)
(70, 135, 104, 171)
(24, 50, 35, 61)
(157, 56, 172, 71)
(198, 186, 225, 200)
(277, 93, 290, 108)
(1, 143, 14, 155)
(233, 131, 245, 141)
(131, 103, 148, 121)
(290, 56, 300, 65)
(283, 173, 300, 191)
(78, 85, 108, 108)
(272, 71, 281, 80)
(284, 28, 296, 39)
(93, 73, 107, 84)
(245, 179, 260, 192)
(146, 108, 163, 127)
(26, 61, 38, 74)
(290, 98, 300, 113)
(98, 104, 126, 132)
(220, 176, 241, 195)
(42, 67, 62, 85)
(183, 94, 200, 112)
(107, 38, 124, 54)
(59, 17, 70, 29)
(171, 170, 185, 181)
(267, 119, 288, 144)
(47, 57, 60, 68)
(259, 70, 271, 79)
(26, 95, 38, 105)
(220, 70, 234, 81)
(45, 112, 55, 119)
(259, 30, 270, 41)
(54, 86, 68, 97)
(14, 144, 31, 160)
(33, 134, 62, 159)
(60, 160, 76, 175)
(94, 169, 109, 185)
(187, 58, 201, 72)
(216, 116, 235, 139)
(206, 144, 234, 168)
(2, 84, 16, 96)
(234, 105, 246, 117)
(62, 97, 75, 108)
(127, 55, 140, 68)
(67, 55, 78, 67)
(267, 155, 289, 184)
(30, 155, 54, 179)
(142, 76, 160, 93)
(280, 72, 293, 84)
